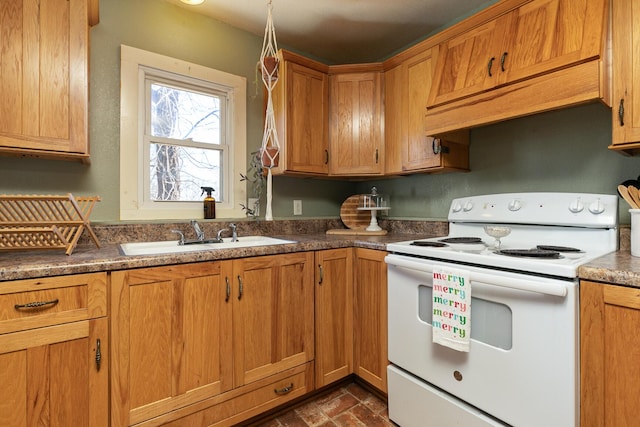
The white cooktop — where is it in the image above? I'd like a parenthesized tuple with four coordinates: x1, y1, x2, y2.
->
(387, 192, 619, 279)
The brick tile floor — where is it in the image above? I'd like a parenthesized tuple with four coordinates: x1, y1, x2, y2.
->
(254, 382, 393, 427)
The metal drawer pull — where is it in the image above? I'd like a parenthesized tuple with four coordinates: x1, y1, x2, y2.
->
(237, 275, 243, 300)
(318, 264, 324, 285)
(14, 298, 59, 310)
(274, 383, 294, 395)
(488, 57, 495, 77)
(225, 276, 231, 302)
(619, 99, 625, 126)
(500, 52, 507, 72)
(95, 339, 102, 371)
(432, 138, 449, 155)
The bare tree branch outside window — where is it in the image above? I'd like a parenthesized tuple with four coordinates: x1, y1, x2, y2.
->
(148, 81, 223, 202)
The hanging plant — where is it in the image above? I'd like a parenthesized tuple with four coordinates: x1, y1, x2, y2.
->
(240, 150, 266, 217)
(258, 0, 281, 220)
(260, 55, 279, 82)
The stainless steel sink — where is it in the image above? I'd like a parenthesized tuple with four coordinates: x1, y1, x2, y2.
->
(120, 236, 296, 256)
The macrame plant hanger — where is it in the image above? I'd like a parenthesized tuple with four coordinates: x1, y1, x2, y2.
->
(259, 0, 280, 221)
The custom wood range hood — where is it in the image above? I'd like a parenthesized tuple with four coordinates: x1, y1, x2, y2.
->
(423, 0, 610, 137)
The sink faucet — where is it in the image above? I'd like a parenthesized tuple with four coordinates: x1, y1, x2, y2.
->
(216, 228, 227, 241)
(215, 223, 239, 242)
(191, 220, 205, 241)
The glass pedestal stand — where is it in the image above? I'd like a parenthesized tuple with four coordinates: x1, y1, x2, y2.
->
(357, 206, 391, 232)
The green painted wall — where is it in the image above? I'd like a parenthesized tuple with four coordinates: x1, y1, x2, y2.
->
(359, 102, 640, 224)
(0, 0, 356, 222)
(0, 1, 638, 224)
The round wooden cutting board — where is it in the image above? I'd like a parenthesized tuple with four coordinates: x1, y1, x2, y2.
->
(340, 195, 370, 230)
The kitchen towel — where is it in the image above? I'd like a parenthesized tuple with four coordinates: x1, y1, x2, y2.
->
(432, 267, 471, 352)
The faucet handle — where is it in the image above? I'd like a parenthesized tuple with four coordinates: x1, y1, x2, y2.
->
(216, 228, 228, 240)
(171, 229, 185, 245)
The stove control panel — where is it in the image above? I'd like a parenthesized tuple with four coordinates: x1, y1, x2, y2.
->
(448, 192, 618, 228)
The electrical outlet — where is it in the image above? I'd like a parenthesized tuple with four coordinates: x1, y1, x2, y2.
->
(293, 200, 302, 215)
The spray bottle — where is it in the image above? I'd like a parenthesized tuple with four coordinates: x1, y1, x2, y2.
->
(200, 187, 216, 219)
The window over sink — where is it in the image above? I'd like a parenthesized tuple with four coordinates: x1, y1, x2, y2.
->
(119, 45, 247, 220)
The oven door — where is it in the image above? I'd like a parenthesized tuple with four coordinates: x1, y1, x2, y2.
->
(385, 254, 578, 427)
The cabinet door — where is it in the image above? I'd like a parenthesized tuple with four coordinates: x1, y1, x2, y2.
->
(315, 248, 353, 387)
(233, 252, 315, 387)
(329, 72, 384, 176)
(500, 0, 606, 86)
(404, 48, 454, 171)
(383, 64, 404, 175)
(353, 248, 387, 393)
(110, 262, 233, 427)
(273, 60, 329, 175)
(580, 281, 640, 426)
(428, 0, 607, 109)
(0, 0, 92, 160)
(611, 0, 640, 147)
(427, 17, 506, 107)
(0, 318, 108, 427)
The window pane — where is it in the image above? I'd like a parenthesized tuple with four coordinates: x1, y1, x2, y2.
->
(150, 82, 221, 144)
(150, 143, 221, 202)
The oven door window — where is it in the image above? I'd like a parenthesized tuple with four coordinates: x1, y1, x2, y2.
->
(418, 284, 513, 350)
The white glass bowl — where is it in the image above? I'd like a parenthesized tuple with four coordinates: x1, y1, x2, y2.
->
(484, 225, 511, 249)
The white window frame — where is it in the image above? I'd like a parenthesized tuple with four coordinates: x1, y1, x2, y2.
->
(120, 45, 247, 220)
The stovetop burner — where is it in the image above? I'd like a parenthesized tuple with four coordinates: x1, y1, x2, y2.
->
(439, 237, 483, 244)
(496, 249, 562, 259)
(411, 241, 449, 248)
(536, 245, 582, 253)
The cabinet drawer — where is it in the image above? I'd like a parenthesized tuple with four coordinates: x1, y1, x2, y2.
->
(0, 272, 107, 334)
(133, 362, 314, 427)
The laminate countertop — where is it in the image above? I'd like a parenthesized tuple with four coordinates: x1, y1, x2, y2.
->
(0, 232, 427, 282)
(2, 220, 637, 288)
(579, 251, 640, 288)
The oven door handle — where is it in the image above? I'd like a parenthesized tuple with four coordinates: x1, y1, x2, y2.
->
(385, 255, 568, 298)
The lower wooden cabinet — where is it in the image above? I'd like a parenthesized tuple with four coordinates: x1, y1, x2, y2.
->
(580, 280, 640, 426)
(0, 272, 108, 427)
(353, 248, 388, 393)
(315, 248, 354, 387)
(232, 253, 315, 387)
(110, 253, 315, 426)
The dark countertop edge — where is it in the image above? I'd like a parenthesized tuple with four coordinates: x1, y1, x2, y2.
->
(0, 233, 426, 282)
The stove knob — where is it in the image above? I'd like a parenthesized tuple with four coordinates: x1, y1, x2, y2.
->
(589, 198, 605, 215)
(463, 200, 474, 212)
(508, 199, 522, 211)
(451, 201, 462, 213)
(569, 198, 584, 213)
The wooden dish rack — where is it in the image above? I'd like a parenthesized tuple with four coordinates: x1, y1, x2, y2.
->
(0, 194, 101, 255)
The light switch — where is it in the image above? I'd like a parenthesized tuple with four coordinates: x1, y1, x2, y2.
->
(293, 200, 302, 215)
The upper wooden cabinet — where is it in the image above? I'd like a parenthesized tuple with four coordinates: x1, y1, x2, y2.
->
(384, 46, 469, 174)
(0, 0, 99, 162)
(272, 50, 330, 176)
(429, 0, 607, 108)
(329, 66, 384, 176)
(609, 0, 640, 153)
(424, 0, 610, 135)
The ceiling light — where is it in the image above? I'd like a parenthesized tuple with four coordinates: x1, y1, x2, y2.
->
(180, 0, 204, 5)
